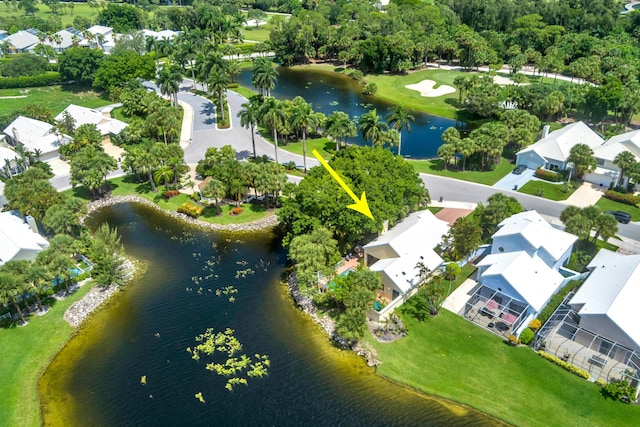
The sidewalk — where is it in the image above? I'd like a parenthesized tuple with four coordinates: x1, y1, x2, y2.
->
(179, 100, 195, 149)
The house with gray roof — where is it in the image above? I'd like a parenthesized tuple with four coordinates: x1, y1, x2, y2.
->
(3, 29, 39, 52)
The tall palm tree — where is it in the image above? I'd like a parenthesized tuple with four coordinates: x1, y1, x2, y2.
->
(25, 262, 48, 313)
(154, 165, 175, 190)
(0, 268, 26, 324)
(358, 108, 389, 147)
(202, 178, 226, 215)
(288, 97, 318, 172)
(324, 111, 356, 151)
(251, 58, 278, 97)
(238, 95, 263, 158)
(156, 63, 183, 108)
(386, 105, 415, 157)
(614, 151, 637, 187)
(209, 71, 230, 122)
(260, 97, 285, 164)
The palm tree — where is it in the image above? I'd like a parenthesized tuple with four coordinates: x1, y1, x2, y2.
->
(146, 35, 159, 69)
(0, 268, 26, 324)
(437, 143, 456, 170)
(324, 111, 356, 151)
(154, 165, 175, 190)
(614, 151, 637, 187)
(209, 71, 230, 122)
(132, 149, 159, 192)
(25, 262, 49, 313)
(202, 178, 226, 215)
(156, 63, 183, 107)
(358, 108, 389, 147)
(386, 105, 415, 157)
(289, 97, 318, 172)
(238, 95, 262, 158)
(260, 97, 285, 164)
(251, 58, 278, 97)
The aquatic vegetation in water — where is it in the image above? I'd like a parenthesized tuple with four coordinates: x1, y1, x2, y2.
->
(235, 268, 255, 279)
(189, 328, 269, 392)
(140, 375, 147, 385)
(330, 101, 339, 106)
(195, 392, 205, 403)
(215, 285, 238, 301)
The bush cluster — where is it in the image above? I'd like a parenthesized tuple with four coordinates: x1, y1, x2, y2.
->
(231, 207, 243, 215)
(0, 72, 63, 89)
(603, 190, 640, 206)
(538, 351, 590, 379)
(528, 319, 542, 331)
(177, 203, 203, 218)
(348, 69, 364, 81)
(603, 379, 636, 403)
(535, 168, 561, 182)
(163, 190, 180, 199)
(519, 327, 535, 345)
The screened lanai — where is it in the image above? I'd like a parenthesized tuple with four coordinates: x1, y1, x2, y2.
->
(463, 285, 529, 338)
(535, 297, 640, 401)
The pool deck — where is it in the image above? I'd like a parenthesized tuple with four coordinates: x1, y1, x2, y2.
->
(336, 257, 360, 275)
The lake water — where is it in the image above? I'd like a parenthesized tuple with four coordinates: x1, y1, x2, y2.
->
(237, 67, 467, 159)
(38, 204, 500, 426)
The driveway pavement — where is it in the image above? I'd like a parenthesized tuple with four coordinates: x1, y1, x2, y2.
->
(565, 182, 605, 207)
(492, 167, 535, 191)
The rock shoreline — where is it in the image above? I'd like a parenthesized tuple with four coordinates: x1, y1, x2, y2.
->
(287, 272, 379, 367)
(82, 195, 279, 232)
(64, 258, 136, 328)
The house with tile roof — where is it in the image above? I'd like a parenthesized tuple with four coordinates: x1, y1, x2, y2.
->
(516, 121, 604, 172)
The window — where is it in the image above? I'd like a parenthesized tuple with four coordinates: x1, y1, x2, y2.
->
(498, 247, 504, 253)
(392, 290, 400, 299)
(596, 158, 605, 166)
(599, 339, 614, 356)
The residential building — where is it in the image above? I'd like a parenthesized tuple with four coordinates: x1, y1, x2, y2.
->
(43, 28, 82, 52)
(535, 249, 640, 399)
(464, 211, 578, 336)
(516, 121, 604, 172)
(364, 210, 450, 321)
(141, 29, 179, 41)
(3, 29, 39, 53)
(0, 211, 49, 266)
(3, 116, 69, 162)
(0, 146, 20, 178)
(585, 129, 640, 188)
(55, 104, 127, 139)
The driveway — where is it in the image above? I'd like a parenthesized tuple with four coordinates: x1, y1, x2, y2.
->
(493, 167, 535, 191)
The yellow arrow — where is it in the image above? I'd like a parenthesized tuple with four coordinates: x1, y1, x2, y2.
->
(312, 149, 374, 220)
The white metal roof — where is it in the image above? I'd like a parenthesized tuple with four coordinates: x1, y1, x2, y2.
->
(570, 249, 640, 348)
(0, 146, 18, 163)
(365, 210, 449, 294)
(494, 210, 577, 263)
(55, 104, 127, 136)
(517, 121, 603, 163)
(0, 211, 49, 266)
(87, 25, 113, 36)
(43, 29, 76, 50)
(2, 116, 68, 155)
(477, 251, 564, 311)
(594, 129, 640, 162)
(5, 30, 39, 50)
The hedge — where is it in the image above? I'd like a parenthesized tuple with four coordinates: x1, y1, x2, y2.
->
(535, 168, 561, 182)
(0, 72, 63, 89)
(519, 327, 535, 345)
(177, 203, 203, 218)
(538, 350, 590, 379)
(603, 190, 640, 206)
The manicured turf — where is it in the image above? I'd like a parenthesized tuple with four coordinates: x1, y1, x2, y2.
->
(366, 308, 640, 427)
(242, 26, 271, 42)
(409, 157, 512, 186)
(0, 2, 98, 27)
(280, 137, 335, 160)
(0, 85, 111, 116)
(0, 283, 95, 427)
(200, 202, 269, 224)
(596, 197, 640, 221)
(448, 264, 476, 293)
(230, 85, 259, 100)
(518, 180, 574, 201)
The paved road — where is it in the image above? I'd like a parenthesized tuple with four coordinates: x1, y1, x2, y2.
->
(422, 174, 640, 241)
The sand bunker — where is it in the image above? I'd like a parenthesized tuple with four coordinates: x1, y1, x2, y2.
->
(492, 75, 529, 86)
(405, 80, 456, 97)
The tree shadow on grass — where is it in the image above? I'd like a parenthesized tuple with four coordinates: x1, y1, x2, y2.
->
(59, 84, 110, 102)
(399, 292, 429, 322)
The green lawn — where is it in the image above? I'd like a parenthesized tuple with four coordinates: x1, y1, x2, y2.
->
(0, 85, 111, 116)
(0, 2, 98, 27)
(410, 157, 512, 186)
(596, 197, 640, 221)
(242, 26, 271, 42)
(0, 283, 95, 427)
(366, 308, 639, 427)
(280, 137, 335, 160)
(65, 176, 272, 225)
(110, 106, 131, 123)
(447, 264, 476, 293)
(518, 180, 574, 201)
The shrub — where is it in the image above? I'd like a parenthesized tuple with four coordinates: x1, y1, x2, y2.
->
(603, 379, 636, 403)
(0, 72, 63, 89)
(538, 351, 590, 379)
(519, 327, 535, 345)
(534, 168, 561, 182)
(231, 207, 243, 215)
(538, 279, 584, 324)
(177, 203, 203, 218)
(74, 272, 91, 282)
(348, 69, 364, 81)
(163, 190, 180, 199)
(507, 334, 520, 345)
(595, 378, 607, 387)
(443, 263, 461, 280)
(528, 319, 542, 331)
(604, 190, 640, 206)
(362, 81, 378, 96)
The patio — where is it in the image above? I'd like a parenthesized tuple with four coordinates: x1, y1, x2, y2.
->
(535, 300, 640, 396)
(462, 285, 529, 338)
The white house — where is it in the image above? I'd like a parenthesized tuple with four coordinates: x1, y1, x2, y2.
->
(585, 129, 640, 188)
(3, 29, 39, 53)
(0, 211, 49, 266)
(79, 25, 116, 52)
(0, 180, 6, 208)
(516, 122, 604, 171)
(3, 116, 69, 162)
(466, 211, 578, 335)
(43, 28, 81, 52)
(55, 104, 128, 138)
(0, 146, 20, 178)
(364, 210, 449, 319)
(141, 29, 179, 41)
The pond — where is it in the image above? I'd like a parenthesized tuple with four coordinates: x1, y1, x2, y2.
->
(39, 204, 502, 426)
(237, 67, 467, 159)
